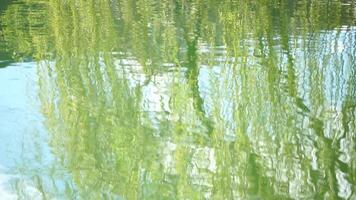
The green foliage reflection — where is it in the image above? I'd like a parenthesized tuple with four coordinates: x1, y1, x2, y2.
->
(0, 0, 355, 199)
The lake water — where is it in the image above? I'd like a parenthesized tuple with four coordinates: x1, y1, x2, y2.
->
(0, 0, 355, 199)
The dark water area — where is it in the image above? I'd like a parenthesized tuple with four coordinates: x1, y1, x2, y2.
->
(0, 0, 355, 199)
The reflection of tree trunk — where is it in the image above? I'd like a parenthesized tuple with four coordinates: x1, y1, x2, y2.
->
(176, 1, 214, 136)
(280, 14, 311, 114)
(185, 37, 214, 135)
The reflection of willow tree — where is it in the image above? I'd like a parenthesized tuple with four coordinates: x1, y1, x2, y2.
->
(212, 1, 356, 199)
(37, 1, 165, 199)
(1, 0, 355, 199)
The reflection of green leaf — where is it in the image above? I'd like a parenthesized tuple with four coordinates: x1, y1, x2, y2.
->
(1, 0, 355, 199)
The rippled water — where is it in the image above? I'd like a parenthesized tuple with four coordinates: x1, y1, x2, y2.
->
(0, 0, 355, 199)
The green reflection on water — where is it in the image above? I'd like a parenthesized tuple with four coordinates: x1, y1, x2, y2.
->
(0, 0, 355, 199)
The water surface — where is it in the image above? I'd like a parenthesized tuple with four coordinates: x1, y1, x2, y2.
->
(0, 0, 355, 199)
